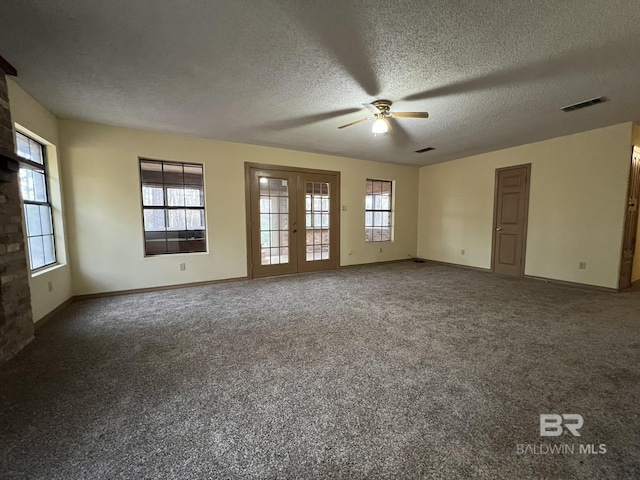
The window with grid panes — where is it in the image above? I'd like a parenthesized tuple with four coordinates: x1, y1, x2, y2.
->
(365, 179, 393, 242)
(305, 181, 330, 261)
(139, 159, 206, 255)
(16, 132, 57, 270)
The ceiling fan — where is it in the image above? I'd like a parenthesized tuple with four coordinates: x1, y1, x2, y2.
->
(338, 100, 429, 134)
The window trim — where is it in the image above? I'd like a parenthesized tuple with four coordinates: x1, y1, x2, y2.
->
(365, 178, 394, 243)
(15, 131, 57, 271)
(139, 158, 207, 256)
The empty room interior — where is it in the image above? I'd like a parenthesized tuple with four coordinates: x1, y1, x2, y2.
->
(1, 1, 640, 479)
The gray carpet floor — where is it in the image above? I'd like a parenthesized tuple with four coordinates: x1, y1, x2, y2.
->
(1, 261, 639, 479)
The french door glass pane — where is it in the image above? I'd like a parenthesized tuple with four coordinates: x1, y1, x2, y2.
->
(259, 177, 289, 265)
(305, 181, 330, 261)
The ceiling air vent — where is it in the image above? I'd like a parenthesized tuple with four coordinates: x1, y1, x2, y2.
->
(415, 147, 435, 153)
(561, 97, 607, 112)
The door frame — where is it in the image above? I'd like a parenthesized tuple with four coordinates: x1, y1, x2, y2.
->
(247, 167, 300, 278)
(619, 146, 640, 290)
(244, 162, 341, 279)
(490, 163, 531, 276)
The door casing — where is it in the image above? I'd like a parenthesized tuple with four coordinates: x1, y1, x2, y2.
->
(619, 147, 640, 290)
(491, 164, 531, 277)
(244, 162, 341, 279)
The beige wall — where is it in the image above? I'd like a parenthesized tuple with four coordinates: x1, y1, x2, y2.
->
(7, 79, 73, 321)
(58, 120, 419, 295)
(8, 77, 635, 308)
(417, 123, 632, 289)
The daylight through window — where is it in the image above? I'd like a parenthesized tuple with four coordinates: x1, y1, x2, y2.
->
(16, 132, 56, 270)
(140, 159, 206, 255)
(365, 179, 393, 242)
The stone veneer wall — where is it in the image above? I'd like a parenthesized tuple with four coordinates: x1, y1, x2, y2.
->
(0, 69, 34, 364)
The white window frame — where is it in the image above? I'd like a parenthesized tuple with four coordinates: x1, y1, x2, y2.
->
(15, 131, 57, 271)
(365, 178, 394, 242)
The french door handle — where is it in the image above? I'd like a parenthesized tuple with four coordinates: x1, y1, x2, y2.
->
(496, 227, 503, 231)
(293, 229, 297, 233)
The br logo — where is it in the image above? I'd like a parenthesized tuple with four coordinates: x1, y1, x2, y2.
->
(540, 414, 584, 437)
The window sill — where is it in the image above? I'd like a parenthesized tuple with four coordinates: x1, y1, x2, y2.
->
(31, 263, 66, 278)
(144, 251, 209, 259)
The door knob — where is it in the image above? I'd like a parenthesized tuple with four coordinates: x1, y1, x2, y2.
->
(496, 227, 503, 231)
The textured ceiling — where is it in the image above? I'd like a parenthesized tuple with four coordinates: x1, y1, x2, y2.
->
(1, 0, 640, 166)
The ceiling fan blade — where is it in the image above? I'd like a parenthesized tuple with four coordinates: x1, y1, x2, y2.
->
(389, 112, 429, 119)
(363, 103, 382, 115)
(263, 108, 363, 131)
(338, 117, 371, 129)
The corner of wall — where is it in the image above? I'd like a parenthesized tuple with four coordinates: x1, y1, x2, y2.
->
(415, 123, 633, 288)
(6, 79, 73, 322)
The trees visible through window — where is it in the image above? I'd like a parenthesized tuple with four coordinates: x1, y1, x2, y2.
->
(16, 132, 56, 270)
(365, 179, 393, 242)
(139, 159, 206, 255)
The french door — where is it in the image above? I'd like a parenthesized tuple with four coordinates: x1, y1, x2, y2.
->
(246, 164, 340, 278)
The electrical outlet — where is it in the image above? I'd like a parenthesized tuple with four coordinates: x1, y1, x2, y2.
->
(48, 281, 53, 292)
(578, 262, 587, 270)
(342, 205, 347, 211)
(179, 262, 186, 271)
(379, 247, 383, 253)
(461, 249, 465, 255)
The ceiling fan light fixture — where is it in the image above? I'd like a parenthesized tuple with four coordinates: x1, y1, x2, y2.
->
(371, 117, 388, 134)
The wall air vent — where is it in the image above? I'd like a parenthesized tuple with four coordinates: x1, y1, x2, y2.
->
(414, 147, 435, 153)
(561, 97, 607, 112)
